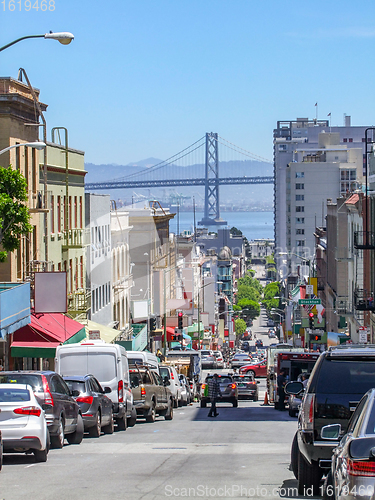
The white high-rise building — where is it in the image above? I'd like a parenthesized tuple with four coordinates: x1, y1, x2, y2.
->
(274, 116, 368, 280)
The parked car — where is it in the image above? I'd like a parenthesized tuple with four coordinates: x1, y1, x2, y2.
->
(232, 374, 259, 401)
(159, 365, 182, 408)
(230, 353, 253, 369)
(200, 374, 238, 408)
(130, 367, 173, 421)
(0, 371, 83, 449)
(179, 374, 192, 405)
(0, 383, 49, 462)
(286, 344, 375, 496)
(267, 319, 275, 327)
(200, 350, 217, 369)
(255, 339, 264, 348)
(212, 351, 225, 369)
(239, 359, 267, 377)
(55, 340, 136, 430)
(319, 388, 375, 499)
(63, 375, 114, 437)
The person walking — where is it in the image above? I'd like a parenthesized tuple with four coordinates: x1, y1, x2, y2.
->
(277, 369, 287, 411)
(207, 374, 222, 417)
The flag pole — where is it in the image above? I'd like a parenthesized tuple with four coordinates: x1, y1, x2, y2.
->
(315, 102, 318, 121)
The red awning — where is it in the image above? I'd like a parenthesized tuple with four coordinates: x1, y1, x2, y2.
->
(161, 327, 177, 342)
(11, 312, 85, 348)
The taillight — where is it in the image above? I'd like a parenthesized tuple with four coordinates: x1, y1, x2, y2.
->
(231, 384, 236, 389)
(76, 396, 94, 405)
(41, 374, 54, 407)
(301, 394, 314, 431)
(118, 380, 124, 403)
(201, 384, 206, 390)
(14, 406, 41, 417)
(141, 387, 146, 397)
(347, 458, 375, 476)
(170, 371, 174, 380)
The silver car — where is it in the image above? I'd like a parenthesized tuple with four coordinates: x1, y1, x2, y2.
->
(322, 388, 375, 499)
(200, 350, 217, 369)
(212, 351, 224, 369)
(0, 384, 49, 462)
(230, 353, 253, 369)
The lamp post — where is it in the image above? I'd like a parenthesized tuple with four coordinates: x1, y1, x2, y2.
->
(0, 141, 45, 156)
(270, 309, 285, 342)
(197, 281, 215, 345)
(278, 251, 312, 277)
(0, 32, 74, 52)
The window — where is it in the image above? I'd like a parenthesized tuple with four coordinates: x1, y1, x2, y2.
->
(296, 217, 305, 224)
(343, 138, 347, 143)
(296, 195, 304, 201)
(296, 240, 305, 247)
(296, 172, 304, 178)
(57, 196, 61, 232)
(296, 183, 304, 190)
(296, 229, 305, 235)
(50, 195, 55, 233)
(296, 206, 305, 212)
(349, 138, 353, 143)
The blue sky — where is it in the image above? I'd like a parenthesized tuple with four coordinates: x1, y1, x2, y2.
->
(1, 0, 375, 165)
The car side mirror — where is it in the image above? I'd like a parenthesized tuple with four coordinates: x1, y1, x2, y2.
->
(103, 386, 112, 394)
(257, 381, 260, 384)
(321, 423, 342, 440)
(71, 390, 80, 397)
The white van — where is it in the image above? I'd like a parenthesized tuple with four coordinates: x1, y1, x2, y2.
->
(55, 340, 136, 430)
(127, 351, 160, 374)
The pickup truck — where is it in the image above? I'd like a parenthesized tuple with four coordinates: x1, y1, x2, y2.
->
(129, 367, 174, 422)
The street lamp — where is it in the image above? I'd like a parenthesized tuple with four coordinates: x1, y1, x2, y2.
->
(278, 251, 312, 276)
(0, 32, 74, 52)
(0, 141, 46, 156)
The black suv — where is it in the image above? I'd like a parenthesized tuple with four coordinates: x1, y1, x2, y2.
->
(287, 345, 375, 495)
(0, 371, 83, 448)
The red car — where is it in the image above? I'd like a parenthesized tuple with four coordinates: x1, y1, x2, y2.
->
(239, 359, 267, 377)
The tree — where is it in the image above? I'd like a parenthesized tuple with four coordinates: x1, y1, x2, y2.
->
(235, 318, 247, 337)
(237, 299, 261, 319)
(230, 226, 242, 237)
(0, 166, 32, 262)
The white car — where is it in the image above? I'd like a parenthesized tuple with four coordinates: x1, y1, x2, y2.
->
(0, 384, 49, 462)
(212, 351, 225, 369)
(159, 365, 182, 408)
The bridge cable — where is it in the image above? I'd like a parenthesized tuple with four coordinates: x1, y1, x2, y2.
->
(217, 135, 272, 164)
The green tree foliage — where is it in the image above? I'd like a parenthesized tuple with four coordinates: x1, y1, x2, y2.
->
(262, 282, 281, 314)
(237, 299, 260, 319)
(234, 318, 247, 337)
(233, 304, 241, 311)
(0, 166, 32, 262)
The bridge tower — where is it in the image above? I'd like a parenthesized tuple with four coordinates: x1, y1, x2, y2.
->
(198, 132, 227, 227)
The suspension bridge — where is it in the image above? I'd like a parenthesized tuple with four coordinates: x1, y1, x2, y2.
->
(85, 133, 273, 226)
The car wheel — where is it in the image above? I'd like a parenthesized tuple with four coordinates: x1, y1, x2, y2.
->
(322, 470, 335, 500)
(102, 411, 114, 434)
(297, 448, 323, 495)
(67, 414, 84, 445)
(178, 398, 183, 407)
(173, 398, 178, 408)
(289, 408, 297, 417)
(116, 415, 127, 431)
(0, 436, 2, 471)
(51, 417, 65, 449)
(248, 370, 255, 378)
(232, 399, 238, 408)
(200, 400, 207, 408)
(34, 447, 48, 462)
(290, 432, 298, 479)
(127, 407, 137, 427)
(182, 398, 188, 406)
(89, 411, 101, 438)
(146, 402, 156, 423)
(253, 393, 258, 402)
(165, 400, 174, 421)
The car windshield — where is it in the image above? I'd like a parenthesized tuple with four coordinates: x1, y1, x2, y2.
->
(64, 380, 86, 394)
(0, 374, 43, 392)
(201, 351, 211, 356)
(0, 387, 31, 402)
(313, 359, 375, 394)
(206, 376, 232, 385)
(233, 375, 254, 383)
(159, 367, 170, 379)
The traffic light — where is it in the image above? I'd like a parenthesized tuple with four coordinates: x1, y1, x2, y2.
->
(149, 316, 156, 333)
(312, 334, 321, 342)
(308, 312, 314, 329)
(178, 312, 183, 330)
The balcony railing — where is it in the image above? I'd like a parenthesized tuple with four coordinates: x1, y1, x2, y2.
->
(62, 228, 84, 249)
(354, 231, 375, 250)
(335, 298, 353, 316)
(354, 289, 375, 311)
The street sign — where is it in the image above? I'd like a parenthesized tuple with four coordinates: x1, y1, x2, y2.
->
(306, 285, 314, 295)
(299, 299, 321, 305)
(359, 332, 368, 343)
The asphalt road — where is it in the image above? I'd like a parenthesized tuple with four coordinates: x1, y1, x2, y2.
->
(0, 313, 314, 500)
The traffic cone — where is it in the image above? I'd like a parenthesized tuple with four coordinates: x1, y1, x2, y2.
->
(263, 391, 269, 406)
